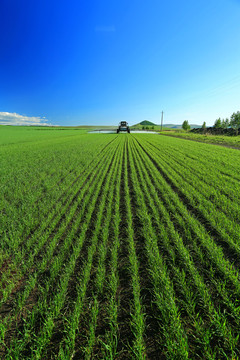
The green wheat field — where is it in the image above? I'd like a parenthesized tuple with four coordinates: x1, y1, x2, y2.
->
(1, 126, 240, 359)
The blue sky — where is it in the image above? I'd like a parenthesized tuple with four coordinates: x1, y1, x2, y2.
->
(1, 0, 240, 126)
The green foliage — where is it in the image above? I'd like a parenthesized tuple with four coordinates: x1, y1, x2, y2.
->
(230, 111, 240, 135)
(214, 118, 222, 128)
(182, 120, 190, 130)
(201, 121, 207, 134)
(214, 117, 230, 130)
(221, 117, 230, 129)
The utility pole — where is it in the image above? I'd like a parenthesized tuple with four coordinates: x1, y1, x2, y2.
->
(161, 111, 164, 131)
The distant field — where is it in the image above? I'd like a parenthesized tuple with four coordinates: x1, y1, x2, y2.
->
(1, 126, 240, 359)
(131, 124, 169, 131)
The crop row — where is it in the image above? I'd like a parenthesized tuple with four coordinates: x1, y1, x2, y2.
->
(1, 130, 240, 359)
(0, 133, 120, 358)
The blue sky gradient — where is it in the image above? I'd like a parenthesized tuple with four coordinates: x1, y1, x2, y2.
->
(1, 0, 240, 126)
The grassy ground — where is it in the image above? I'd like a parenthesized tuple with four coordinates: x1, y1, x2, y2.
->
(160, 129, 240, 148)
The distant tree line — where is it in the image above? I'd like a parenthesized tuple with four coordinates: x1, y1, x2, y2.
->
(212, 111, 240, 135)
(142, 126, 155, 130)
(186, 111, 240, 136)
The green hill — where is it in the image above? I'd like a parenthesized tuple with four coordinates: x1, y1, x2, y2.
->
(139, 120, 156, 126)
(131, 120, 156, 128)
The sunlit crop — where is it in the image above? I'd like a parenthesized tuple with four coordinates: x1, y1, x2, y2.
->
(0, 127, 240, 359)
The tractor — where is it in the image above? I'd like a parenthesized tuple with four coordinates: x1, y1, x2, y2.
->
(117, 121, 130, 133)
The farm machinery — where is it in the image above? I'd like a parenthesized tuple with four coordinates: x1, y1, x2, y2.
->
(117, 121, 130, 133)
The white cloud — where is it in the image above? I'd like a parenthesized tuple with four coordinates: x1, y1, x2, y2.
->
(0, 112, 51, 126)
(95, 25, 116, 32)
